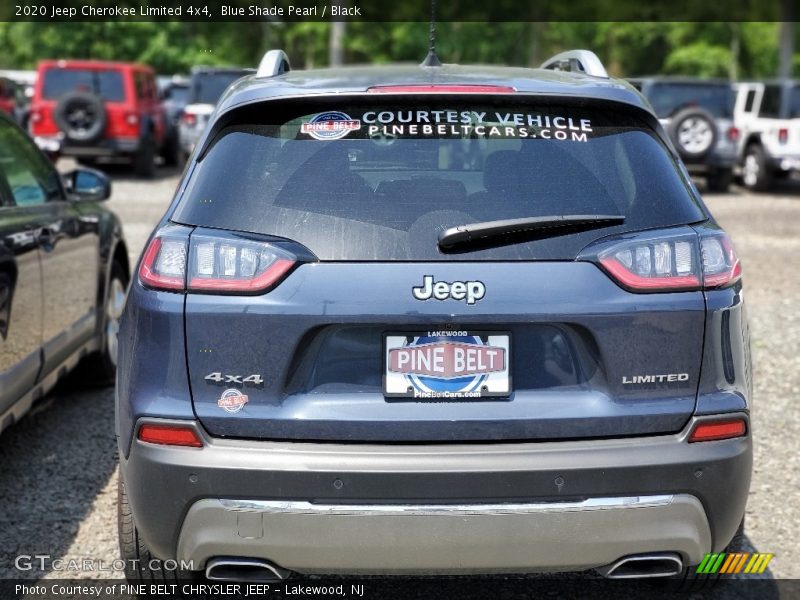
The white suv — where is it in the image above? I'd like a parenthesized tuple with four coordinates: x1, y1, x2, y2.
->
(734, 80, 800, 190)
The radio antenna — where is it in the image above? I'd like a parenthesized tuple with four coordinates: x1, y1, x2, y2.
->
(421, 0, 442, 67)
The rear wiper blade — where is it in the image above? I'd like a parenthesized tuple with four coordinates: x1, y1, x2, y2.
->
(437, 214, 626, 251)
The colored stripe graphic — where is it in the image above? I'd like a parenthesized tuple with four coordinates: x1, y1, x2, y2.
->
(720, 553, 739, 574)
(696, 552, 774, 575)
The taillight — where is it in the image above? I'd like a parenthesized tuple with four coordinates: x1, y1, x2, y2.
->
(591, 230, 741, 292)
(700, 234, 742, 288)
(181, 112, 197, 126)
(138, 424, 203, 447)
(778, 128, 788, 144)
(727, 126, 740, 142)
(187, 232, 296, 293)
(689, 418, 746, 442)
(138, 227, 298, 294)
(138, 231, 187, 291)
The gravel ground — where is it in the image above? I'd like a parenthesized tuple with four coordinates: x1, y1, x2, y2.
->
(0, 167, 798, 598)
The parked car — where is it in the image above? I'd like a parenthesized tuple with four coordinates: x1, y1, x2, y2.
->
(0, 109, 129, 437)
(629, 77, 739, 191)
(158, 76, 190, 167)
(29, 59, 166, 177)
(734, 80, 800, 191)
(0, 70, 36, 128)
(178, 66, 250, 161)
(117, 49, 751, 586)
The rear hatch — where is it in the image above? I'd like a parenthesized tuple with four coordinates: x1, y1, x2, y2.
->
(171, 97, 709, 442)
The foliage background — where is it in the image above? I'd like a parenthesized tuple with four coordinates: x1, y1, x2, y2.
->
(0, 21, 798, 78)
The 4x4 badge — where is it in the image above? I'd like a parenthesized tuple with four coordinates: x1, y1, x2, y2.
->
(412, 275, 486, 305)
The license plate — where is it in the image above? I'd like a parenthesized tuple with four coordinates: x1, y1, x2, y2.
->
(384, 332, 511, 399)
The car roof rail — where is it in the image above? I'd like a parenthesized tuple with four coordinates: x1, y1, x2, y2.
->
(540, 50, 608, 79)
(256, 49, 291, 78)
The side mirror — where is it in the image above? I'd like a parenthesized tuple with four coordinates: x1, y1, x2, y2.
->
(65, 168, 112, 202)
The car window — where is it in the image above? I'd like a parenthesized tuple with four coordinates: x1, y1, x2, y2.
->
(759, 85, 781, 118)
(743, 89, 756, 113)
(646, 83, 734, 119)
(136, 72, 156, 102)
(173, 101, 705, 261)
(190, 72, 247, 105)
(167, 85, 190, 105)
(0, 121, 62, 206)
(42, 68, 126, 101)
(789, 85, 800, 119)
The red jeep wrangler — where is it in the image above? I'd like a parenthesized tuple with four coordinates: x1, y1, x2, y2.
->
(30, 59, 167, 177)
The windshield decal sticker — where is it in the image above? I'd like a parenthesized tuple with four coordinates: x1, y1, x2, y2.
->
(359, 110, 593, 141)
(301, 111, 361, 140)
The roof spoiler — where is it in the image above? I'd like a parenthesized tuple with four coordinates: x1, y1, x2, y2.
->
(541, 50, 608, 79)
(256, 49, 291, 78)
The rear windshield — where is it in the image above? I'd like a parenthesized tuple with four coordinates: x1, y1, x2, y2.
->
(646, 83, 734, 119)
(167, 85, 190, 105)
(42, 68, 125, 101)
(190, 72, 247, 105)
(172, 101, 705, 261)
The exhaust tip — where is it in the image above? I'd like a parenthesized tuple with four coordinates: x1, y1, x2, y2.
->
(600, 553, 683, 579)
(206, 557, 291, 582)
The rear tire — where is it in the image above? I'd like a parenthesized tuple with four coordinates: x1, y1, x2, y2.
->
(82, 261, 127, 384)
(742, 145, 772, 192)
(668, 108, 718, 161)
(706, 168, 733, 193)
(133, 135, 157, 178)
(161, 133, 180, 167)
(118, 476, 196, 587)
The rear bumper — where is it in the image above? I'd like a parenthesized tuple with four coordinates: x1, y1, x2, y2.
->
(33, 135, 141, 156)
(180, 495, 709, 575)
(684, 150, 737, 171)
(768, 154, 800, 172)
(120, 412, 751, 574)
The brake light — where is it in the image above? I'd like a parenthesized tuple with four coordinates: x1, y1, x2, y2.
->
(181, 112, 197, 126)
(187, 232, 296, 293)
(138, 227, 298, 294)
(778, 128, 788, 144)
(727, 126, 740, 142)
(139, 236, 187, 291)
(367, 85, 517, 94)
(138, 424, 203, 447)
(594, 231, 741, 292)
(689, 419, 746, 442)
(700, 234, 742, 288)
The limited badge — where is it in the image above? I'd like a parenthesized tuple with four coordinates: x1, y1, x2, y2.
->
(217, 388, 249, 413)
(301, 111, 361, 140)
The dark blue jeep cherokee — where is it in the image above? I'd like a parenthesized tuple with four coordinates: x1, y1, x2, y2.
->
(116, 50, 751, 583)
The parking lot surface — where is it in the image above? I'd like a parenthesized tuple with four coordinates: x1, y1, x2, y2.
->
(0, 166, 798, 597)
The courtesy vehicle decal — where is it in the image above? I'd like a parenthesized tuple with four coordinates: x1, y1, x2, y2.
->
(361, 110, 594, 141)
